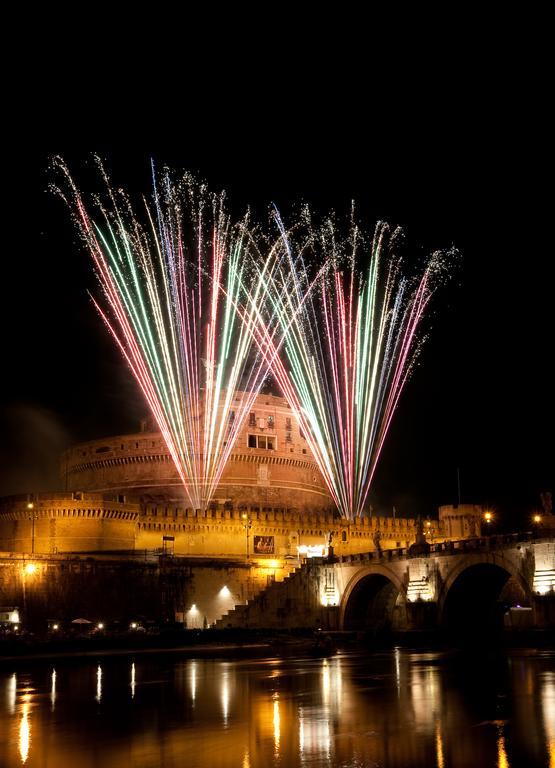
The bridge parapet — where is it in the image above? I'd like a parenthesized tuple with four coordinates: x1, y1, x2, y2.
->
(215, 535, 555, 632)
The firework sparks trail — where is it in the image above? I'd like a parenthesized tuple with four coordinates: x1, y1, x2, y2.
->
(53, 158, 285, 511)
(249, 211, 452, 521)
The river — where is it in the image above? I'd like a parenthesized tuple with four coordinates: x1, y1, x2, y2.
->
(0, 648, 553, 767)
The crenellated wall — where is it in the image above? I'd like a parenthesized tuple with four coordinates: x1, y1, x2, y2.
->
(0, 494, 137, 553)
(0, 492, 449, 557)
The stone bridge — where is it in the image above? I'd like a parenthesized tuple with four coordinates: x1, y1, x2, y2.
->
(217, 533, 555, 633)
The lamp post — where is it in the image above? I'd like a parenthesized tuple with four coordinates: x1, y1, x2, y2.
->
(241, 513, 252, 560)
(27, 503, 38, 554)
(21, 562, 37, 625)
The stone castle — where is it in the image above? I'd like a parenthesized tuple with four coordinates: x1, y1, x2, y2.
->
(0, 392, 481, 559)
(0, 391, 486, 628)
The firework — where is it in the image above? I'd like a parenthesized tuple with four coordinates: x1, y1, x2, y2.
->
(54, 158, 278, 511)
(250, 210, 451, 521)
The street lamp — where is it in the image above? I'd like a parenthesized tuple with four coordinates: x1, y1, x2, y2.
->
(241, 513, 252, 560)
(21, 562, 38, 624)
(483, 510, 494, 534)
(27, 503, 38, 554)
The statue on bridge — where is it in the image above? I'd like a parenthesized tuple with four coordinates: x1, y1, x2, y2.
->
(409, 515, 431, 555)
(372, 530, 383, 557)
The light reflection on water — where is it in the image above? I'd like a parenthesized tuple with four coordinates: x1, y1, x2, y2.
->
(0, 649, 553, 767)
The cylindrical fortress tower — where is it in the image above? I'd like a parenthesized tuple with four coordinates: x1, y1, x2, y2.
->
(61, 393, 333, 513)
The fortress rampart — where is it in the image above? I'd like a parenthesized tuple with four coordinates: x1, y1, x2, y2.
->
(0, 393, 483, 559)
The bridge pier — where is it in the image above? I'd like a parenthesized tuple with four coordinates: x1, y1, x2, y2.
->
(405, 600, 438, 631)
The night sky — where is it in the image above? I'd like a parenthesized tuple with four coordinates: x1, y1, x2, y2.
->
(1, 53, 551, 527)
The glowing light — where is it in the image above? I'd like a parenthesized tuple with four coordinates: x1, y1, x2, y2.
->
(130, 622, 138, 629)
(186, 604, 203, 629)
(322, 660, 330, 703)
(96, 665, 102, 703)
(298, 544, 326, 558)
(130, 663, 135, 699)
(51, 669, 56, 711)
(221, 671, 229, 723)
(52, 624, 59, 631)
(55, 158, 281, 512)
(394, 647, 401, 695)
(190, 661, 197, 704)
(8, 673, 16, 714)
(253, 214, 451, 520)
(97, 622, 104, 630)
(534, 514, 542, 524)
(55, 159, 451, 522)
(19, 697, 30, 764)
(320, 590, 339, 606)
(218, 586, 231, 599)
(23, 563, 37, 576)
(542, 673, 555, 768)
(273, 695, 280, 754)
(26, 503, 34, 510)
(484, 511, 493, 523)
(435, 721, 444, 768)
(497, 728, 509, 768)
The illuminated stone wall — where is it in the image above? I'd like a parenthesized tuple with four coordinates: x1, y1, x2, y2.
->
(0, 553, 292, 628)
(0, 492, 440, 557)
(0, 494, 137, 553)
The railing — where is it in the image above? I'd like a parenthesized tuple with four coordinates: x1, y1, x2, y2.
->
(334, 531, 552, 565)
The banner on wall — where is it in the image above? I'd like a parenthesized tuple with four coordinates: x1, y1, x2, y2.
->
(254, 535, 275, 554)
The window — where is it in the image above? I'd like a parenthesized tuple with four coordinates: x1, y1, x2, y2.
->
(285, 417, 292, 430)
(249, 413, 256, 427)
(285, 432, 292, 443)
(248, 434, 275, 450)
(267, 415, 274, 428)
(299, 427, 305, 440)
(229, 410, 235, 423)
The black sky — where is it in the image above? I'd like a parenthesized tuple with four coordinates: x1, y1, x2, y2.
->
(1, 29, 552, 526)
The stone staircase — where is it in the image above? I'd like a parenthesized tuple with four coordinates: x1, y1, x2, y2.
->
(215, 559, 325, 630)
(533, 567, 555, 595)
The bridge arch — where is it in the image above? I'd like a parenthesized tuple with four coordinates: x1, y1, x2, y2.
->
(438, 553, 533, 635)
(339, 565, 406, 632)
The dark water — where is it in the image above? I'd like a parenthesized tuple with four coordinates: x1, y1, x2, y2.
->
(0, 649, 553, 767)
